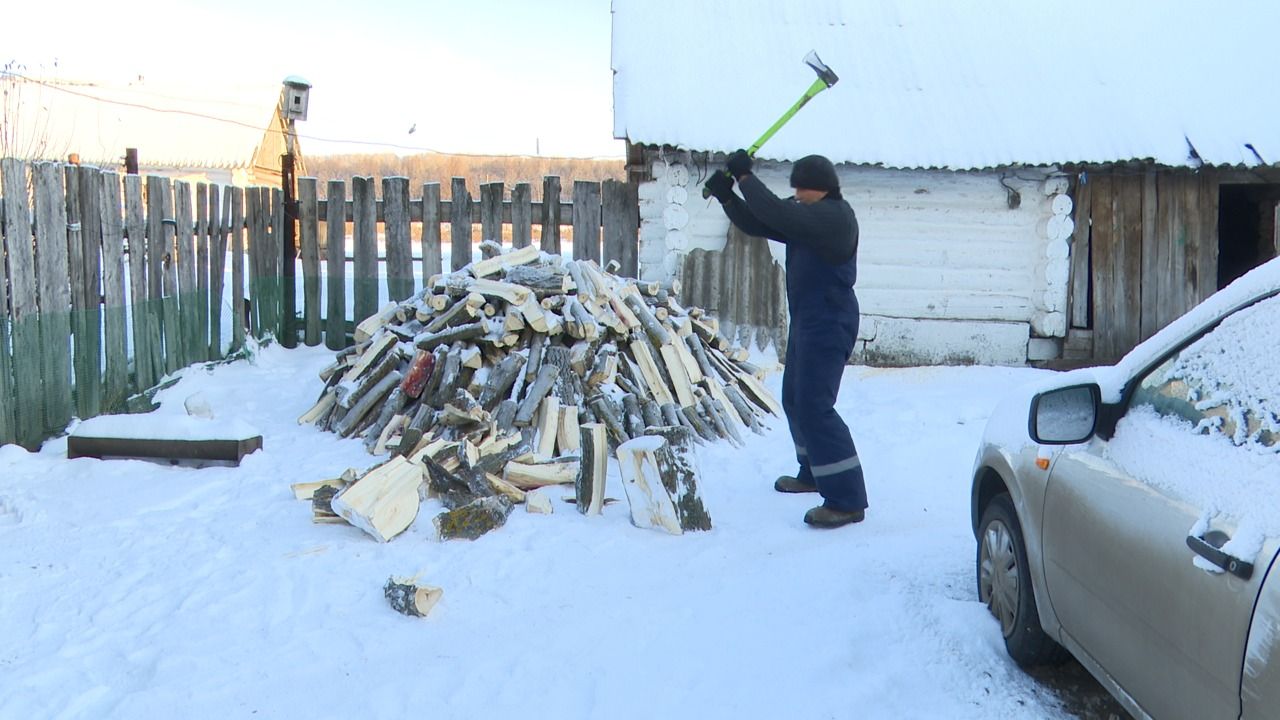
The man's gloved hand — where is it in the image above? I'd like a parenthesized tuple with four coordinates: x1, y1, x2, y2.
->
(703, 170, 735, 203)
(726, 149, 753, 179)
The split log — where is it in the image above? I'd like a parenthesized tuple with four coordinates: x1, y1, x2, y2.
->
(363, 387, 409, 452)
(331, 456, 424, 542)
(700, 392, 742, 446)
(384, 576, 443, 617)
(298, 390, 337, 425)
(415, 320, 486, 351)
(556, 405, 580, 453)
(587, 394, 629, 444)
(355, 302, 399, 344)
(478, 352, 527, 410)
(292, 474, 349, 501)
(535, 396, 560, 457)
(623, 292, 670, 346)
(470, 243, 539, 278)
(337, 341, 402, 409)
(525, 490, 554, 514)
(621, 393, 645, 439)
(681, 404, 718, 443)
(434, 495, 513, 541)
(627, 336, 674, 406)
(424, 292, 484, 334)
(424, 457, 494, 510)
(340, 334, 398, 385)
(641, 398, 663, 429)
(565, 297, 600, 340)
(515, 363, 559, 426)
(312, 484, 343, 523)
(616, 426, 711, 534)
(489, 473, 528, 505)
(504, 459, 580, 490)
(576, 422, 607, 515)
(400, 350, 437, 399)
(493, 399, 519, 435)
(505, 263, 572, 295)
(586, 346, 617, 388)
(336, 370, 403, 438)
(658, 342, 697, 408)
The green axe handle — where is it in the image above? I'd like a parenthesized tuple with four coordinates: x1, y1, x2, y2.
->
(702, 76, 833, 200)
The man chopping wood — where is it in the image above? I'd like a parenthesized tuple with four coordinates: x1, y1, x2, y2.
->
(704, 150, 867, 528)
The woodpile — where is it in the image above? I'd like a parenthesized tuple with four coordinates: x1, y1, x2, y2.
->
(296, 245, 779, 542)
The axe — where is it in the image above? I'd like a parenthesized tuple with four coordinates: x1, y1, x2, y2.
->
(702, 51, 840, 199)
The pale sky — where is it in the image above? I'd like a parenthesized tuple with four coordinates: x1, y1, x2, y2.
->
(5, 0, 624, 158)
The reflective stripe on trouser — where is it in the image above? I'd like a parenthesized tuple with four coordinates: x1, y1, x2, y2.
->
(782, 313, 867, 512)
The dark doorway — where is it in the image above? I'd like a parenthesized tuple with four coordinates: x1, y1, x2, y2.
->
(1218, 184, 1280, 288)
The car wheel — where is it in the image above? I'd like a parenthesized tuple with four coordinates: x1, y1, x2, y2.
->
(977, 493, 1068, 667)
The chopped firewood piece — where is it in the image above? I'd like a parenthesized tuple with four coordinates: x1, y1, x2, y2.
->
(525, 490, 554, 514)
(331, 456, 424, 542)
(616, 426, 711, 534)
(434, 496, 513, 541)
(504, 459, 580, 490)
(384, 576, 443, 617)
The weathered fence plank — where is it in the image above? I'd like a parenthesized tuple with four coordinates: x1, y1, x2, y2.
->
(209, 185, 226, 359)
(160, 179, 183, 375)
(271, 188, 285, 341)
(572, 180, 602, 262)
(125, 175, 154, 388)
(196, 183, 211, 361)
(175, 180, 199, 366)
(247, 188, 265, 338)
(100, 170, 129, 411)
(33, 162, 73, 434)
(352, 176, 379, 324)
(0, 159, 34, 446)
(144, 175, 172, 378)
(325, 180, 347, 350)
(64, 166, 91, 419)
(603, 180, 638, 277)
(384, 176, 413, 302)
(481, 182, 504, 252)
(230, 186, 246, 352)
(450, 177, 473, 272)
(77, 165, 105, 417)
(511, 182, 532, 249)
(541, 176, 561, 254)
(421, 182, 442, 281)
(298, 177, 321, 346)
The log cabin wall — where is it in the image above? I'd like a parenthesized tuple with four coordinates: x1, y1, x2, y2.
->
(638, 147, 1067, 366)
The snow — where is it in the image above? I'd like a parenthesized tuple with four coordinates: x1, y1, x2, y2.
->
(0, 344, 1079, 718)
(611, 0, 1280, 170)
(70, 411, 261, 442)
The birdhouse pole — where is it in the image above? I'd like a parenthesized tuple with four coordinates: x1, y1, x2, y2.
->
(279, 76, 311, 349)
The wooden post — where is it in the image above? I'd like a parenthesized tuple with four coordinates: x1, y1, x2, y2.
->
(124, 148, 139, 175)
(298, 177, 321, 346)
(421, 182, 442, 279)
(230, 186, 246, 352)
(210, 185, 230, 359)
(352, 176, 378, 325)
(99, 170, 129, 411)
(0, 159, 32, 445)
(572, 180, 601, 262)
(280, 153, 298, 348)
(64, 165, 92, 420)
(324, 179, 347, 350)
(511, 182, 532, 249)
(159, 179, 182, 372)
(541, 176, 561, 254)
(481, 182, 504, 250)
(603, 180, 639, 278)
(195, 183, 211, 362)
(33, 162, 73, 434)
(450, 177, 473, 272)
(383, 176, 413, 302)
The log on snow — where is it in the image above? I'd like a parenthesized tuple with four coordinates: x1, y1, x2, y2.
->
(331, 455, 424, 542)
(616, 426, 711, 535)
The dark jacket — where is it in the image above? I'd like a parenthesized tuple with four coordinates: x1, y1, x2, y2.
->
(721, 175, 859, 328)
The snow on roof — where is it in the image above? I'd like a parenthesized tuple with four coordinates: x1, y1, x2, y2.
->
(611, 0, 1280, 170)
(2, 73, 285, 170)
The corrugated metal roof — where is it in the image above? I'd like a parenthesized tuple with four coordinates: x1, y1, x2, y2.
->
(611, 0, 1280, 170)
(1, 73, 287, 170)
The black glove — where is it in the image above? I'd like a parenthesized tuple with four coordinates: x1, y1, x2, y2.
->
(703, 170, 735, 203)
(726, 149, 753, 179)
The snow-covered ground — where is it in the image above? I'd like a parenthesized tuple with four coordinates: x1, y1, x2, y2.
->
(0, 344, 1089, 719)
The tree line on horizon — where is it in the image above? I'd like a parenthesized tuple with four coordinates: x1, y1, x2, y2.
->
(303, 153, 626, 200)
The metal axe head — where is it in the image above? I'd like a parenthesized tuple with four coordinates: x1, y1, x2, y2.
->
(804, 51, 839, 88)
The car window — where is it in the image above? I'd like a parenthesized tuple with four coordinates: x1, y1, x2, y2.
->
(1130, 293, 1280, 450)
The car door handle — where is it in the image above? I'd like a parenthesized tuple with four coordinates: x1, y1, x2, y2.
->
(1186, 532, 1254, 580)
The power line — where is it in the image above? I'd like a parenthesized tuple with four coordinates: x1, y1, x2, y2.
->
(0, 70, 508, 156)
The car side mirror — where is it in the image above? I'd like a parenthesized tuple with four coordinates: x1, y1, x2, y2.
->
(1029, 384, 1101, 444)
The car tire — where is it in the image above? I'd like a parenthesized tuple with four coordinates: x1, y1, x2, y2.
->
(977, 493, 1069, 667)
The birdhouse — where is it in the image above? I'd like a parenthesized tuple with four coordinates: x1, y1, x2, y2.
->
(282, 75, 312, 122)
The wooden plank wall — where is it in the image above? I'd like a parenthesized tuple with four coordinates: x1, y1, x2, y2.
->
(0, 161, 639, 449)
(1074, 168, 1220, 361)
(680, 225, 787, 354)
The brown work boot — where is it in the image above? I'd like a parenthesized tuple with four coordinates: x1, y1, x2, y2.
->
(803, 503, 865, 528)
(774, 475, 819, 493)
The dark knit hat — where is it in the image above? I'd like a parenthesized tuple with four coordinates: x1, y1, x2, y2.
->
(789, 155, 840, 194)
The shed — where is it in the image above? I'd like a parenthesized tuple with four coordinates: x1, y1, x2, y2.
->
(611, 0, 1280, 365)
(0, 72, 304, 187)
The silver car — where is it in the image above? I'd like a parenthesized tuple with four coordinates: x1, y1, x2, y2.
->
(970, 259, 1280, 720)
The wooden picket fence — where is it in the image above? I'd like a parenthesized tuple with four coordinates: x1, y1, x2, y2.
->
(0, 158, 638, 449)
